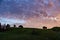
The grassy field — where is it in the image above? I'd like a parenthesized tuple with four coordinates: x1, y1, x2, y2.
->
(0, 28, 60, 40)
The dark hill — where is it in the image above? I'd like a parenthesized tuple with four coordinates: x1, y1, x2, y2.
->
(0, 28, 60, 40)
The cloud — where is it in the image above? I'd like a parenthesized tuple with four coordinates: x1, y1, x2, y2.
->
(0, 0, 60, 28)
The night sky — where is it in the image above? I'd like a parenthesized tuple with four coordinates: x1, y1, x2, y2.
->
(0, 0, 60, 28)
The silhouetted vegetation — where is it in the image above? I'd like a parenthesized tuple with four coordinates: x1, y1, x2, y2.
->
(6, 24, 10, 28)
(0, 23, 1, 31)
(0, 28, 59, 40)
(0, 23, 60, 40)
(14, 24, 16, 28)
(43, 26, 47, 30)
(0, 23, 24, 32)
(51, 27, 60, 32)
(18, 25, 23, 28)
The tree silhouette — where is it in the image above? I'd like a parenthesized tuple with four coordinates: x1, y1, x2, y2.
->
(2, 24, 6, 32)
(0, 23, 1, 29)
(6, 24, 11, 31)
(18, 25, 23, 28)
(14, 24, 16, 28)
(43, 26, 47, 30)
(0, 23, 2, 31)
(6, 24, 10, 29)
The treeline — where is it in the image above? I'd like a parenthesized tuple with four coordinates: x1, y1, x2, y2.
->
(0, 23, 23, 32)
(0, 23, 60, 32)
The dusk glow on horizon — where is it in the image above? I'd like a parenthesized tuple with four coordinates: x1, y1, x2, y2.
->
(0, 0, 60, 28)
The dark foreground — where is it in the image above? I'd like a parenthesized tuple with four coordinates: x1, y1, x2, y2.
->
(0, 28, 60, 40)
